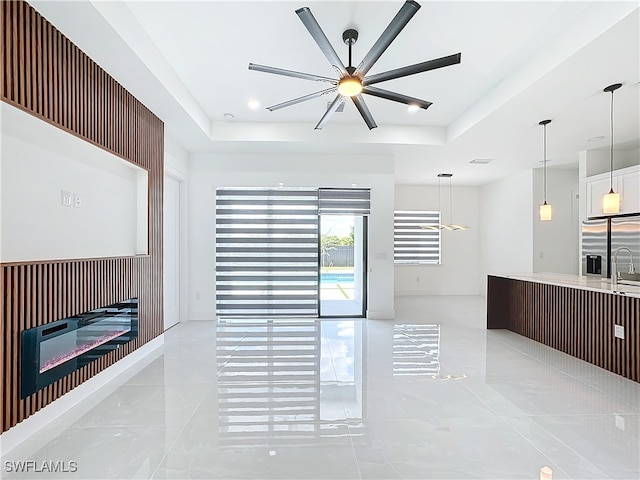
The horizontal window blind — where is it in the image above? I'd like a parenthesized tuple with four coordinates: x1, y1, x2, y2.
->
(216, 188, 319, 317)
(394, 210, 441, 264)
(318, 188, 370, 215)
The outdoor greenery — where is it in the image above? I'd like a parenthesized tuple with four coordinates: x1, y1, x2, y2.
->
(321, 226, 354, 247)
(320, 227, 354, 267)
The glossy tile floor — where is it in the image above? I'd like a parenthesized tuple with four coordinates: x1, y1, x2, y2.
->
(2, 296, 639, 479)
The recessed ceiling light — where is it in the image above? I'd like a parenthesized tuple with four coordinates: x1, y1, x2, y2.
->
(587, 135, 605, 142)
(470, 158, 493, 165)
(248, 100, 260, 110)
(223, 113, 234, 121)
(407, 105, 419, 113)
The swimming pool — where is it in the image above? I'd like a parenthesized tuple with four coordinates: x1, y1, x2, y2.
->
(320, 272, 354, 284)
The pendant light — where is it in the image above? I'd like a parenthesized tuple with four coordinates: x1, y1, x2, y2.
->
(539, 119, 552, 221)
(602, 83, 622, 214)
(421, 174, 469, 231)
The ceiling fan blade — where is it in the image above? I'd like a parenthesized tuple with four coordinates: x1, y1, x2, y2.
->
(351, 95, 378, 130)
(363, 86, 432, 109)
(249, 63, 338, 84)
(315, 94, 344, 130)
(296, 7, 347, 76)
(267, 87, 337, 111)
(354, 0, 421, 77)
(363, 53, 461, 86)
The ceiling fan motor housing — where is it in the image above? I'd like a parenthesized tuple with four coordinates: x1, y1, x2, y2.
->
(342, 29, 358, 45)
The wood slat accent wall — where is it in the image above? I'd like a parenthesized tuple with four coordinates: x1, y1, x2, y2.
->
(487, 276, 639, 382)
(1, 0, 164, 433)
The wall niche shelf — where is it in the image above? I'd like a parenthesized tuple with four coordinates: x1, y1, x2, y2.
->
(1, 101, 149, 263)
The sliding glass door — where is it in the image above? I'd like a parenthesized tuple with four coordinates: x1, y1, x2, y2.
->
(318, 215, 367, 317)
(215, 187, 369, 319)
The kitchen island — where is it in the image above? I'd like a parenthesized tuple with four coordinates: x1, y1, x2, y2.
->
(487, 273, 639, 382)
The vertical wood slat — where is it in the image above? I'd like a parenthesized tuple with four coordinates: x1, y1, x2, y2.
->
(1, 0, 164, 434)
(11, 1, 19, 101)
(19, 0, 25, 103)
(23, 2, 31, 109)
(487, 276, 640, 383)
(35, 6, 42, 115)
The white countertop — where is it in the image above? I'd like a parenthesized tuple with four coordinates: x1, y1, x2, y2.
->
(498, 272, 640, 298)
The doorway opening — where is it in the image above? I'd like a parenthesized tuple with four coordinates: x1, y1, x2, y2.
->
(319, 215, 367, 317)
(164, 173, 183, 330)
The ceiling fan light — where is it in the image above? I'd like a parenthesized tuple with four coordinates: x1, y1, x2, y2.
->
(603, 190, 620, 214)
(337, 77, 363, 97)
(539, 202, 552, 221)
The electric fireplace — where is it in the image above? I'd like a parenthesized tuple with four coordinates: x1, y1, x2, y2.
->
(21, 298, 138, 398)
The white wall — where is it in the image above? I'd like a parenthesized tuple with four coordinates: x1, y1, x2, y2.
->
(394, 184, 481, 295)
(165, 135, 189, 176)
(1, 102, 146, 262)
(532, 167, 580, 274)
(187, 153, 395, 320)
(479, 169, 534, 295)
(164, 135, 189, 323)
(585, 147, 640, 177)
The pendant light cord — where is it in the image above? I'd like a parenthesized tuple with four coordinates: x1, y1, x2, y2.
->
(449, 177, 453, 225)
(437, 176, 442, 225)
(543, 123, 547, 203)
(609, 89, 614, 190)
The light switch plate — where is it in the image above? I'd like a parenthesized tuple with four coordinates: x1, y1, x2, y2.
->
(614, 324, 624, 339)
(615, 415, 625, 431)
(61, 190, 71, 207)
(73, 194, 82, 208)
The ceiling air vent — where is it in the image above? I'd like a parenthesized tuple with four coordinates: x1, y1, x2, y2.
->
(470, 158, 493, 165)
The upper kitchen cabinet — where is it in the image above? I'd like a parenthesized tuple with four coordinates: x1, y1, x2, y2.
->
(586, 165, 640, 218)
(619, 168, 640, 214)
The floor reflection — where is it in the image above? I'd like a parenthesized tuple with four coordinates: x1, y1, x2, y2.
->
(216, 318, 363, 446)
(2, 296, 638, 479)
(393, 324, 440, 376)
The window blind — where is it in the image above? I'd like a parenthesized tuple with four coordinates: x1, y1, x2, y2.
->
(393, 210, 441, 264)
(216, 188, 319, 317)
(318, 188, 370, 215)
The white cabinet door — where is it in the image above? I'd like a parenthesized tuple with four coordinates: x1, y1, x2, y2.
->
(619, 170, 640, 214)
(587, 177, 615, 218)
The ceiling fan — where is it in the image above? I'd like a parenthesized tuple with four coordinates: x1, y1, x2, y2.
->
(248, 0, 461, 130)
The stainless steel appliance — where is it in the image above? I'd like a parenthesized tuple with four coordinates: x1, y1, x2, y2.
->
(582, 219, 609, 277)
(611, 215, 640, 284)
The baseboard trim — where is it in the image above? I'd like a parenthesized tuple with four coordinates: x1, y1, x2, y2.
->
(189, 311, 217, 321)
(394, 290, 481, 296)
(366, 309, 395, 320)
(0, 334, 164, 454)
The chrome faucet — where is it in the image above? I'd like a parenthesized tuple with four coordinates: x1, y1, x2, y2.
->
(612, 246, 636, 286)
